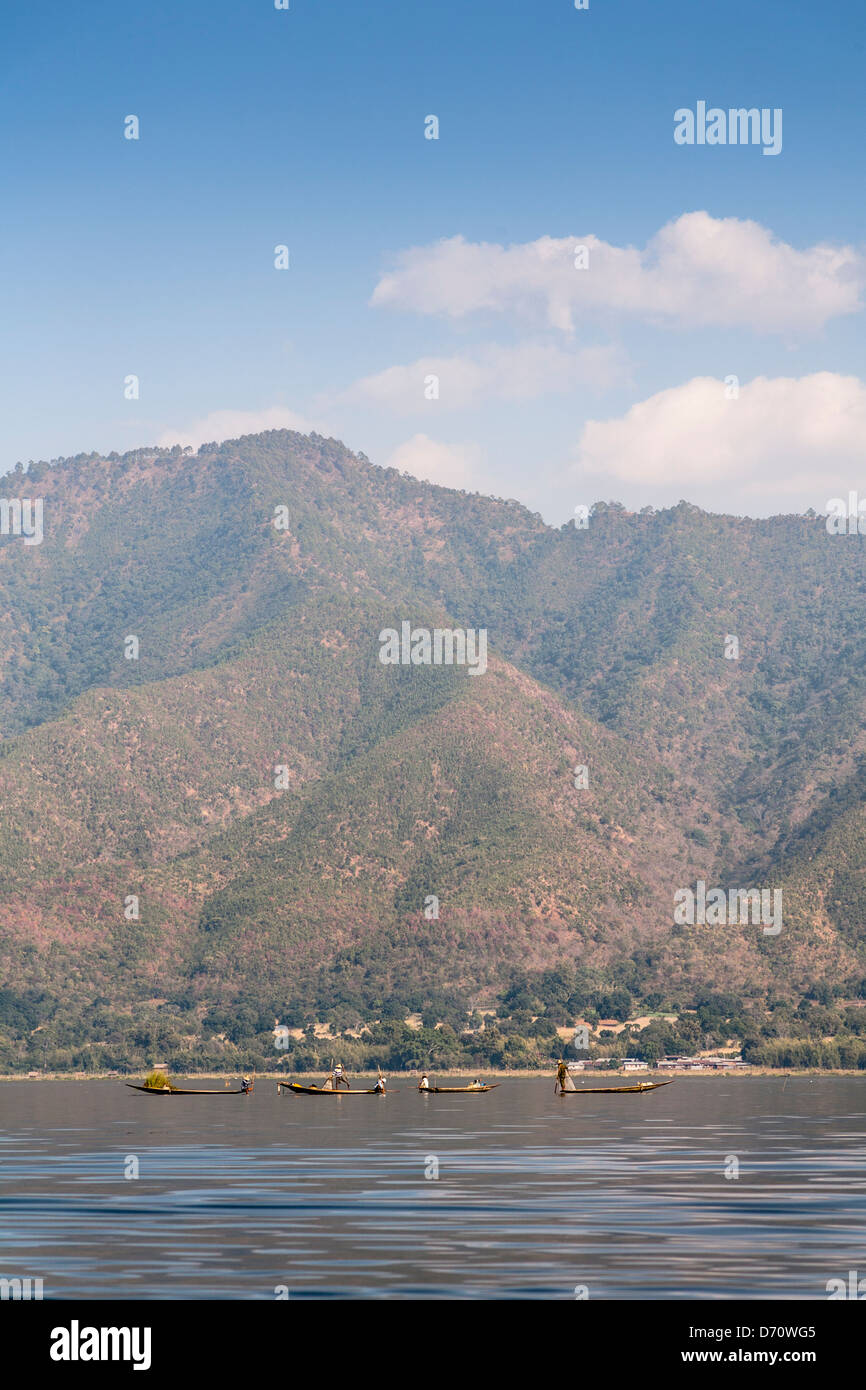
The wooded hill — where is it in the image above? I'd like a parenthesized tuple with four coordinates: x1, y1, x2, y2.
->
(1, 430, 865, 1068)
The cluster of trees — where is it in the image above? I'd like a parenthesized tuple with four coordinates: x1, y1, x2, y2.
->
(5, 971, 866, 1073)
(744, 1039, 866, 1068)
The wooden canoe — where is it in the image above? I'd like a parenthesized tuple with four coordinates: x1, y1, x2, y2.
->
(125, 1083, 248, 1095)
(420, 1084, 500, 1093)
(557, 1079, 674, 1094)
(279, 1082, 395, 1095)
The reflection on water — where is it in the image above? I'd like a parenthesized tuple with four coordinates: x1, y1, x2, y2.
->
(0, 1077, 864, 1298)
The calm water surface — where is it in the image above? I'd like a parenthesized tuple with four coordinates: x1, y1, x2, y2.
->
(1, 1077, 864, 1299)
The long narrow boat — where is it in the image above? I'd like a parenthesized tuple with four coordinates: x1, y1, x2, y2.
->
(125, 1083, 247, 1095)
(279, 1082, 396, 1096)
(557, 1079, 674, 1095)
(421, 1084, 500, 1093)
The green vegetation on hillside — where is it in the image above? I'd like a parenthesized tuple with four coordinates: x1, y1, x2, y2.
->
(1, 430, 865, 1069)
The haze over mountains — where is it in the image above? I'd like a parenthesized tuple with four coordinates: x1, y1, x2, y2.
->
(1, 430, 865, 1055)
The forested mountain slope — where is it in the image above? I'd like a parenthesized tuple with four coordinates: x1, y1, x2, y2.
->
(1, 431, 864, 1065)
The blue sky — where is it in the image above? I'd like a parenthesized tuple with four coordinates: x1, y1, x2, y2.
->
(2, 0, 864, 519)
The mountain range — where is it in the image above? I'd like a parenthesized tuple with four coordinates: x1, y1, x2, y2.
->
(1, 430, 865, 1062)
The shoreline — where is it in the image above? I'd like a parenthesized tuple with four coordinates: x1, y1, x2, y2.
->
(1, 1067, 863, 1081)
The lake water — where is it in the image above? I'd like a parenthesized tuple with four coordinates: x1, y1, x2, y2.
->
(1, 1076, 864, 1300)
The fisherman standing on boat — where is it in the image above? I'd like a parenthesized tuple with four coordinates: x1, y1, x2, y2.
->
(555, 1059, 570, 1094)
(241, 1075, 253, 1094)
(374, 1072, 387, 1093)
(418, 1072, 429, 1090)
(333, 1061, 350, 1090)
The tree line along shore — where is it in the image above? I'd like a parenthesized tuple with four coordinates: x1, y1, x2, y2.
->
(2, 1067, 864, 1082)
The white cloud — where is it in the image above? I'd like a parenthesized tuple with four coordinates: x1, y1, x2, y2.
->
(383, 434, 491, 492)
(341, 341, 624, 413)
(574, 373, 866, 493)
(371, 212, 864, 335)
(157, 407, 314, 452)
